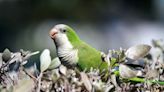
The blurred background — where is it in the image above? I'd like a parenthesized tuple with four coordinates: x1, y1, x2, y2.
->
(0, 0, 164, 55)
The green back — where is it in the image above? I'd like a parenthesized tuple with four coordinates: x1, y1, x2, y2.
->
(75, 41, 108, 71)
(65, 25, 108, 71)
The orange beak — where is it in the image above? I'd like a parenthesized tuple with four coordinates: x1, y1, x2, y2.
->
(49, 28, 58, 39)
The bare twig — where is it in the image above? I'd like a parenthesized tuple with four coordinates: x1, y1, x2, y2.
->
(36, 72, 43, 92)
(22, 67, 37, 81)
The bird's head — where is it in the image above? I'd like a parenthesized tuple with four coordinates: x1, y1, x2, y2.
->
(49, 24, 80, 47)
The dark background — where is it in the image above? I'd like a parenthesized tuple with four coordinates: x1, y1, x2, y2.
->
(0, 0, 164, 55)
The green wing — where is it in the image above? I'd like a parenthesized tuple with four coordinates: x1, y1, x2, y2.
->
(74, 41, 108, 71)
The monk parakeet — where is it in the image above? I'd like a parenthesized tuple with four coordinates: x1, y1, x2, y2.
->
(49, 24, 107, 71)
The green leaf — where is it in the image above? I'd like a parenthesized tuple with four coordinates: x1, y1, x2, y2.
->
(48, 57, 61, 70)
(40, 49, 51, 72)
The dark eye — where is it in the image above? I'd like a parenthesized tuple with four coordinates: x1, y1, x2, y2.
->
(63, 29, 66, 32)
(61, 28, 67, 33)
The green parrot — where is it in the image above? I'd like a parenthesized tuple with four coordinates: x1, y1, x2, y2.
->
(49, 24, 108, 71)
(49, 24, 164, 85)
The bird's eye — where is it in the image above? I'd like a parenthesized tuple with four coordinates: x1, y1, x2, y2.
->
(61, 29, 67, 33)
(63, 29, 66, 32)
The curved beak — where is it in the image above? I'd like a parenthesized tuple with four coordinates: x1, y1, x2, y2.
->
(49, 28, 58, 39)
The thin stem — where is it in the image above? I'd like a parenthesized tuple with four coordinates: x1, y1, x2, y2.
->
(22, 67, 37, 81)
(36, 72, 43, 92)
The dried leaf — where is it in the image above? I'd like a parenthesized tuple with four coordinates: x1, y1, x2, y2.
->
(59, 65, 67, 75)
(152, 39, 164, 50)
(80, 72, 92, 92)
(125, 44, 151, 60)
(23, 51, 40, 61)
(145, 69, 159, 79)
(92, 81, 103, 91)
(119, 64, 139, 78)
(104, 85, 114, 92)
(150, 47, 163, 64)
(111, 74, 119, 88)
(2, 48, 11, 62)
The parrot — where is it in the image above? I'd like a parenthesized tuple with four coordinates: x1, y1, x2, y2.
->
(48, 24, 164, 85)
(49, 24, 108, 71)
